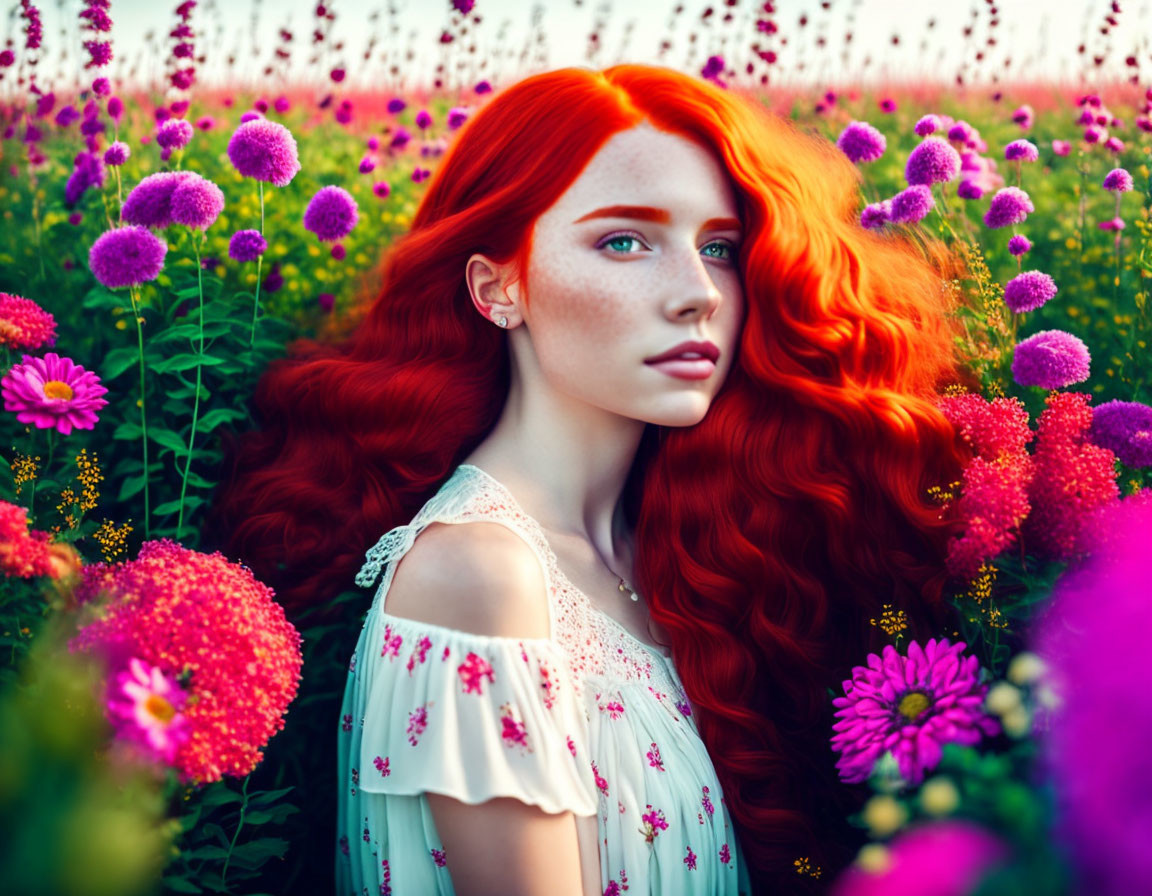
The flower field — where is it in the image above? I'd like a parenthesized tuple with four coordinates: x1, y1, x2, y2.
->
(2, 1, 1152, 894)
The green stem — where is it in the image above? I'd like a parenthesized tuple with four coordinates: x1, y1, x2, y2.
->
(1077, 157, 1088, 255)
(221, 775, 251, 888)
(250, 181, 265, 349)
(129, 287, 151, 539)
(177, 237, 206, 535)
(31, 186, 46, 285)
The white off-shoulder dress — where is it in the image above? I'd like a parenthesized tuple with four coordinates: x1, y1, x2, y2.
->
(336, 463, 752, 895)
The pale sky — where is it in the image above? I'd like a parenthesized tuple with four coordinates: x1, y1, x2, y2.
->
(7, 0, 1152, 92)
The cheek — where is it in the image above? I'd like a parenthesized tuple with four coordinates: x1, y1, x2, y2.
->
(528, 255, 638, 340)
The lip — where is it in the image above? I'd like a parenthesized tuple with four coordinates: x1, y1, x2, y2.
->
(644, 340, 721, 365)
(646, 358, 716, 380)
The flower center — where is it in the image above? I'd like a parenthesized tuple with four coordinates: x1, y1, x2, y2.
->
(43, 380, 74, 401)
(898, 690, 931, 719)
(144, 694, 177, 724)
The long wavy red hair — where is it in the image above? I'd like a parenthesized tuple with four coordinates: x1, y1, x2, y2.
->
(207, 65, 969, 894)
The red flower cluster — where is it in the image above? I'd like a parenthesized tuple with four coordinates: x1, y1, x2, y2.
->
(70, 539, 303, 783)
(938, 393, 1034, 578)
(0, 499, 54, 578)
(1024, 392, 1119, 559)
(168, 1, 197, 91)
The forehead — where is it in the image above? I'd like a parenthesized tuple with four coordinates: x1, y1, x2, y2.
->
(540, 124, 740, 220)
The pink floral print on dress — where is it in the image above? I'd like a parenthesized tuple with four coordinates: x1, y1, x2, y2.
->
(640, 805, 669, 844)
(566, 735, 577, 757)
(380, 624, 403, 659)
(685, 845, 697, 870)
(373, 755, 390, 777)
(406, 635, 432, 675)
(430, 847, 447, 867)
(458, 651, 495, 694)
(592, 760, 609, 796)
(599, 698, 625, 719)
(720, 843, 731, 864)
(647, 741, 665, 771)
(499, 702, 532, 753)
(407, 704, 429, 746)
(380, 858, 392, 895)
(702, 785, 715, 816)
(540, 661, 556, 709)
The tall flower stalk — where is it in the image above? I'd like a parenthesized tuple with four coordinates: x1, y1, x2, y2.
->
(177, 233, 207, 535)
(128, 284, 151, 539)
(251, 181, 264, 348)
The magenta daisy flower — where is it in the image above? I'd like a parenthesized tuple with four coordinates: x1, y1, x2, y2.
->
(1012, 330, 1091, 390)
(303, 186, 359, 242)
(226, 119, 301, 187)
(837, 121, 887, 164)
(1003, 270, 1058, 313)
(0, 293, 57, 351)
(106, 656, 192, 763)
(1, 352, 109, 435)
(831, 639, 999, 786)
(984, 187, 1035, 229)
(905, 137, 961, 186)
(89, 226, 168, 289)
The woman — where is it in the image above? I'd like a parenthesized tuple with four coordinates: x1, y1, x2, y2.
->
(211, 65, 968, 894)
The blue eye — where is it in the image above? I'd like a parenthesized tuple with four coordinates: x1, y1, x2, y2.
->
(702, 241, 734, 260)
(598, 233, 644, 253)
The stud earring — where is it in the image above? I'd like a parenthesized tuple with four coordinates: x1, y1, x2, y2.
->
(496, 316, 508, 328)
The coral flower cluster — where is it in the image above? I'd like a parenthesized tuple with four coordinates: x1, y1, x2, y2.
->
(0, 292, 57, 351)
(937, 393, 1034, 578)
(70, 539, 303, 783)
(0, 499, 55, 579)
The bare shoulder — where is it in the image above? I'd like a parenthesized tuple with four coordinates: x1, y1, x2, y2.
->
(382, 521, 551, 640)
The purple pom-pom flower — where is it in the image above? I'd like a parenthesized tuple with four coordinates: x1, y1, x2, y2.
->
(957, 179, 985, 200)
(914, 114, 942, 136)
(228, 230, 267, 263)
(1003, 270, 1058, 313)
(1103, 168, 1134, 192)
(1011, 329, 1091, 389)
(905, 137, 961, 186)
(1004, 139, 1039, 162)
(860, 200, 891, 231)
(103, 141, 130, 166)
(170, 174, 224, 230)
(984, 186, 1034, 229)
(303, 186, 359, 242)
(227, 119, 301, 187)
(889, 185, 934, 223)
(120, 171, 191, 229)
(1091, 401, 1152, 467)
(831, 639, 999, 786)
(1008, 234, 1032, 256)
(836, 121, 886, 164)
(447, 107, 469, 130)
(156, 118, 193, 151)
(88, 226, 168, 289)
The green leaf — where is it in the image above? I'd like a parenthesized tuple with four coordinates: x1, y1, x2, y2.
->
(246, 786, 296, 806)
(149, 428, 188, 455)
(152, 498, 186, 517)
(102, 347, 141, 381)
(150, 353, 228, 374)
(160, 876, 203, 894)
(117, 473, 147, 502)
(197, 408, 247, 431)
(112, 422, 144, 441)
(154, 323, 202, 345)
(198, 787, 243, 808)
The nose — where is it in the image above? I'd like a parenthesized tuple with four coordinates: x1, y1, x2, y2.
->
(665, 244, 724, 321)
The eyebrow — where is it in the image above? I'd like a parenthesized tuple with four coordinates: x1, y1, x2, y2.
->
(573, 205, 741, 232)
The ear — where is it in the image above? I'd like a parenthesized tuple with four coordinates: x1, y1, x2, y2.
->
(466, 253, 523, 327)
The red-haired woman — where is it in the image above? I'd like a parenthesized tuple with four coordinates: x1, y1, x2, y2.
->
(210, 65, 968, 895)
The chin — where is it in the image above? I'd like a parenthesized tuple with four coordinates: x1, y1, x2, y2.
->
(640, 399, 714, 428)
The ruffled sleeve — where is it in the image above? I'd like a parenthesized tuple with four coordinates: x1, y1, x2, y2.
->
(354, 610, 597, 817)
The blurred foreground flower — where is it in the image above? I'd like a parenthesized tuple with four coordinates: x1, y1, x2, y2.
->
(831, 640, 999, 786)
(70, 539, 303, 783)
(1090, 400, 1152, 467)
(106, 656, 192, 764)
(831, 820, 1010, 896)
(0, 292, 57, 351)
(1033, 496, 1152, 896)
(0, 499, 55, 578)
(1, 352, 109, 435)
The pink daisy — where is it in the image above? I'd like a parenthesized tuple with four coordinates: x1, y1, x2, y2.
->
(831, 639, 999, 786)
(1, 352, 108, 435)
(106, 656, 192, 763)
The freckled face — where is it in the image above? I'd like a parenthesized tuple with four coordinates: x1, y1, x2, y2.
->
(516, 124, 745, 427)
